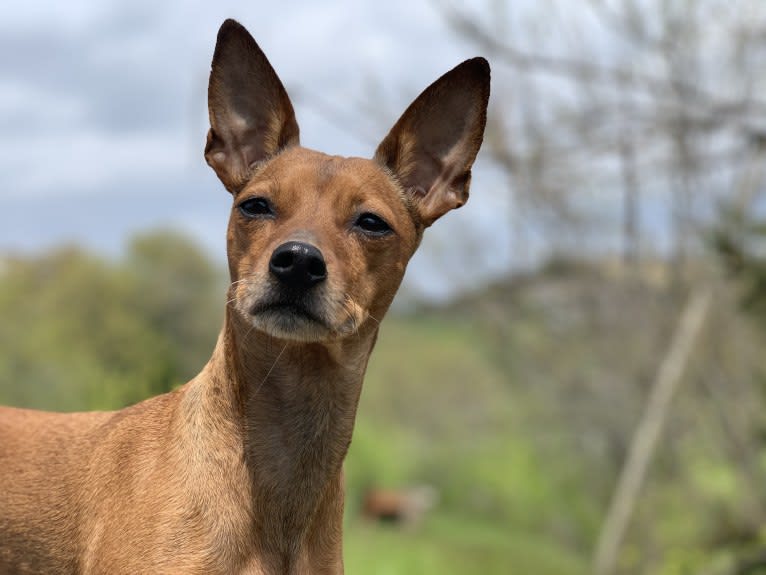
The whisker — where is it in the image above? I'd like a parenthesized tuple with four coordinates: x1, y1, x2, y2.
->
(243, 322, 257, 343)
(226, 276, 257, 307)
(366, 313, 381, 325)
(340, 295, 359, 333)
(343, 302, 357, 336)
(342, 293, 380, 327)
(250, 342, 289, 399)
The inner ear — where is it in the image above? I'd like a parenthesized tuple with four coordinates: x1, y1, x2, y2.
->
(205, 19, 300, 194)
(375, 58, 490, 227)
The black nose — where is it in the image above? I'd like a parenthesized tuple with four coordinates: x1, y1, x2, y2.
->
(269, 241, 327, 289)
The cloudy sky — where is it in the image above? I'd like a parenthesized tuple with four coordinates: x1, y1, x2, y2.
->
(0, 1, 510, 299)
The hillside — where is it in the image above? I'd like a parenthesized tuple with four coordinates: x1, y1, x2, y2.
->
(346, 264, 766, 575)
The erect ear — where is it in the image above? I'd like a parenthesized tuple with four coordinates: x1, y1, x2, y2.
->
(374, 58, 490, 227)
(205, 19, 300, 194)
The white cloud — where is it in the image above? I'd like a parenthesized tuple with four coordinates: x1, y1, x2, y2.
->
(0, 131, 190, 197)
(0, 80, 86, 131)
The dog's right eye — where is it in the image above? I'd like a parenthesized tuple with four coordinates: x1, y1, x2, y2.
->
(238, 197, 274, 218)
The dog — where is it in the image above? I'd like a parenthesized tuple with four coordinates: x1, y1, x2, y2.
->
(0, 19, 489, 574)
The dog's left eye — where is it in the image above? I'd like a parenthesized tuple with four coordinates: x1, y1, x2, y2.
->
(354, 213, 392, 236)
(238, 197, 274, 218)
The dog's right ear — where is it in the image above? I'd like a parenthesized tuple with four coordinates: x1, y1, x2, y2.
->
(205, 19, 300, 194)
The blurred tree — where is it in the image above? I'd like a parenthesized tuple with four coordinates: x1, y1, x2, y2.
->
(126, 229, 222, 384)
(713, 205, 766, 320)
(0, 231, 221, 411)
(439, 0, 766, 275)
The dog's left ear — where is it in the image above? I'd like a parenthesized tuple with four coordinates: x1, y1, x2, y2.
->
(205, 19, 300, 194)
(375, 58, 490, 227)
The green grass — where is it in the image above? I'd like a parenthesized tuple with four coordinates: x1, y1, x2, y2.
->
(344, 513, 587, 575)
(342, 313, 594, 574)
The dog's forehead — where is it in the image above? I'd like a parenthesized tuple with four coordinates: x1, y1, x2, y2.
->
(255, 147, 401, 201)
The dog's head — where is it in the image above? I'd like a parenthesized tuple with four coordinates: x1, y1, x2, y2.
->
(205, 20, 489, 343)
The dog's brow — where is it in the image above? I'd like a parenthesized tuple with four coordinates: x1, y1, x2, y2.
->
(267, 172, 280, 193)
(354, 171, 381, 195)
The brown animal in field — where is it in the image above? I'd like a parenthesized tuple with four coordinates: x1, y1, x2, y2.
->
(0, 19, 489, 574)
(361, 485, 439, 528)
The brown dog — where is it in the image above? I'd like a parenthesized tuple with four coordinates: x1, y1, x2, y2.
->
(0, 19, 489, 574)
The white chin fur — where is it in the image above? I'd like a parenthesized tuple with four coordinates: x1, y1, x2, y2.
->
(250, 310, 337, 343)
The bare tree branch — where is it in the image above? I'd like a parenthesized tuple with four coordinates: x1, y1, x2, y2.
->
(593, 287, 713, 575)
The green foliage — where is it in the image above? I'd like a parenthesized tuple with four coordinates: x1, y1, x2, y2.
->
(0, 231, 220, 410)
(712, 204, 766, 318)
(126, 230, 222, 383)
(345, 313, 599, 573)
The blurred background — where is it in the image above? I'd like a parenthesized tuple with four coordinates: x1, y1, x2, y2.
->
(3, 1, 766, 574)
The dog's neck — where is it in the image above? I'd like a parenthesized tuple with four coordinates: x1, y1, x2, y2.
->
(225, 305, 376, 484)
(193, 306, 378, 565)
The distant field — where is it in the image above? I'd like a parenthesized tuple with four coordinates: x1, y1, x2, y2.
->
(342, 313, 593, 574)
(344, 513, 586, 575)
(343, 268, 766, 574)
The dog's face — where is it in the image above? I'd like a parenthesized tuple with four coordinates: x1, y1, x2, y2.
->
(226, 149, 419, 342)
(205, 20, 489, 343)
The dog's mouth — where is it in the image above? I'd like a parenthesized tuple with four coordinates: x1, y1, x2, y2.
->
(248, 297, 335, 342)
(251, 300, 326, 325)
(233, 279, 369, 343)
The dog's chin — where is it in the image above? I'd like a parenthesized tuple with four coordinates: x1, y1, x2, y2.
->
(248, 304, 341, 343)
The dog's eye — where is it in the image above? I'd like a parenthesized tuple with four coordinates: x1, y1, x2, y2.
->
(354, 213, 392, 236)
(238, 197, 274, 218)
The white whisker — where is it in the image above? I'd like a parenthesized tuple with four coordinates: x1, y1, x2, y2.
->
(339, 295, 359, 334)
(367, 313, 381, 325)
(250, 342, 289, 399)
